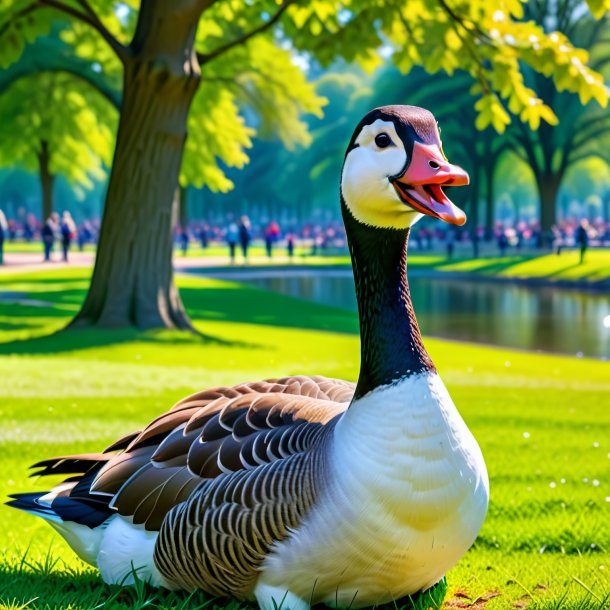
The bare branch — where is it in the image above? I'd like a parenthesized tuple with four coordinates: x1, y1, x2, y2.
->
(36, 0, 128, 62)
(436, 0, 495, 46)
(71, 0, 127, 61)
(197, 0, 295, 65)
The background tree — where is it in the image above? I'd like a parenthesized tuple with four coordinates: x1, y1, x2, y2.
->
(1, 0, 607, 331)
(505, 4, 610, 239)
(0, 72, 115, 220)
(561, 156, 610, 219)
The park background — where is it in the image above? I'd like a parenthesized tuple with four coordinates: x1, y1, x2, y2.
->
(0, 1, 609, 609)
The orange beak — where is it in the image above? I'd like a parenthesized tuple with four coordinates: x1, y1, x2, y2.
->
(391, 141, 469, 226)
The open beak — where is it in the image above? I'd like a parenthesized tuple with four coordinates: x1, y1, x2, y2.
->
(391, 141, 469, 226)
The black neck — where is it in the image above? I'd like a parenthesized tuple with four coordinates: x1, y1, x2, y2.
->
(342, 200, 435, 399)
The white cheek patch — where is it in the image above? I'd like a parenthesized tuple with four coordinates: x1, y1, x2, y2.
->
(341, 119, 421, 229)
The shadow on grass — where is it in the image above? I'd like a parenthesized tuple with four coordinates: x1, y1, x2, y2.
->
(0, 320, 37, 332)
(0, 325, 249, 356)
(439, 256, 532, 275)
(180, 285, 358, 336)
(0, 271, 358, 356)
(0, 560, 446, 610)
(0, 563, 241, 610)
(543, 262, 582, 279)
(0, 286, 357, 356)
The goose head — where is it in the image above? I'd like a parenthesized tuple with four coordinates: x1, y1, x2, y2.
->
(341, 105, 469, 229)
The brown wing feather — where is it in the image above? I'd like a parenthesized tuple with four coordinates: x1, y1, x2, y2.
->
(154, 430, 334, 598)
(22, 377, 352, 536)
(82, 376, 354, 531)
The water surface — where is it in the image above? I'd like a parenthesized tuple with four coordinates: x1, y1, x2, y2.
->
(235, 271, 609, 359)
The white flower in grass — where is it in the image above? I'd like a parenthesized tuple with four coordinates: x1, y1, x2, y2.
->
(523, 432, 530, 439)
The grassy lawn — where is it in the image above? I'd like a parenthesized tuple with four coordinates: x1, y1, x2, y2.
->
(431, 250, 610, 284)
(0, 268, 608, 610)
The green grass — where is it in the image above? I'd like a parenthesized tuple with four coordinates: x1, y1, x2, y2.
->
(429, 250, 610, 284)
(0, 268, 609, 610)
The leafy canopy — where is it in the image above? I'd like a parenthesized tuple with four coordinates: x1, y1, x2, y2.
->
(0, 72, 116, 195)
(0, 0, 608, 193)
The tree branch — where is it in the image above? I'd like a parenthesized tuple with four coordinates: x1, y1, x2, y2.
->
(0, 3, 40, 38)
(71, 0, 127, 61)
(3, 0, 128, 62)
(572, 115, 610, 149)
(197, 0, 295, 65)
(568, 150, 610, 166)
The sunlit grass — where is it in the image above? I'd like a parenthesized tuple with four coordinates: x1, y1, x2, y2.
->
(0, 267, 608, 609)
(435, 250, 610, 284)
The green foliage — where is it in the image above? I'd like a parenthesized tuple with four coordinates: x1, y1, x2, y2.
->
(0, 72, 117, 195)
(1, 0, 609, 199)
(279, 0, 608, 132)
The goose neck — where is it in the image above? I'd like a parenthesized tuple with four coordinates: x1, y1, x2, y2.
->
(342, 202, 435, 399)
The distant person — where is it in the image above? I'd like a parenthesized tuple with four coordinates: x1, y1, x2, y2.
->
(78, 221, 93, 251)
(226, 221, 239, 263)
(471, 229, 479, 259)
(60, 211, 77, 262)
(24, 215, 35, 242)
(178, 227, 189, 256)
(286, 232, 295, 259)
(264, 221, 280, 258)
(446, 229, 455, 260)
(0, 209, 8, 265)
(576, 220, 589, 265)
(198, 223, 209, 249)
(498, 231, 509, 257)
(238, 215, 251, 261)
(42, 212, 59, 262)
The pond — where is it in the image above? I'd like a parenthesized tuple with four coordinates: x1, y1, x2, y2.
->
(204, 269, 610, 359)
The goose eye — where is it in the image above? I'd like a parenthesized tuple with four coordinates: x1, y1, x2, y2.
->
(375, 133, 392, 148)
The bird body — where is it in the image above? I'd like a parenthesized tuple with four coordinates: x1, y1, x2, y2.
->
(257, 373, 487, 608)
(9, 105, 488, 609)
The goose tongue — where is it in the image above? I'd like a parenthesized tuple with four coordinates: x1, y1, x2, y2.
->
(392, 141, 469, 226)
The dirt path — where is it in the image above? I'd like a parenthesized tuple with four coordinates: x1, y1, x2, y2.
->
(0, 251, 304, 274)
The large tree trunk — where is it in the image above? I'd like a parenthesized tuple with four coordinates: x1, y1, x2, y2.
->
(38, 139, 54, 220)
(537, 173, 561, 246)
(71, 1, 203, 330)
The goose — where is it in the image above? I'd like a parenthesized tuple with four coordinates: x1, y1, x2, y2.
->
(8, 105, 488, 610)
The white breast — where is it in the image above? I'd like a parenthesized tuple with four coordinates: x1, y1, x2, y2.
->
(260, 373, 488, 607)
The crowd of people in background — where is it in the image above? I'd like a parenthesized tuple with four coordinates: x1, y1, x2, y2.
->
(0, 207, 609, 266)
(0, 209, 88, 264)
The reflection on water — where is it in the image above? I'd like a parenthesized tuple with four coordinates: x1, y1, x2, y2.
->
(244, 272, 610, 359)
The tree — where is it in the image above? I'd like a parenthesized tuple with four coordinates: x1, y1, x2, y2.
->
(505, 4, 610, 238)
(1, 0, 607, 330)
(0, 72, 115, 220)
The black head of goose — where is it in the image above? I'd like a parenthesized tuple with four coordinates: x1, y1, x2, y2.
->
(8, 105, 488, 610)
